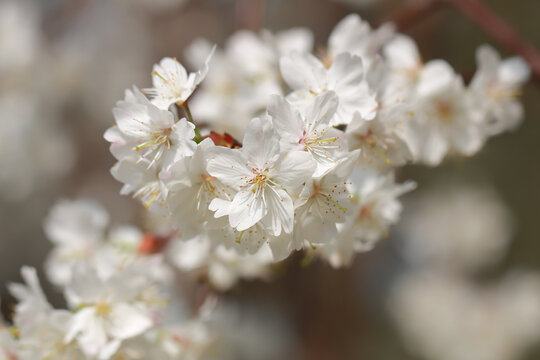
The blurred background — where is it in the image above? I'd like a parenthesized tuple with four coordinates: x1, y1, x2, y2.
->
(1, 0, 540, 359)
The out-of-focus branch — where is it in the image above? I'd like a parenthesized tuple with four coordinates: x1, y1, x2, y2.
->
(235, 0, 267, 31)
(444, 0, 540, 81)
(380, 0, 443, 30)
(384, 0, 540, 82)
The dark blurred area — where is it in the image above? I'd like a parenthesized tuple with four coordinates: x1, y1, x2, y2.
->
(1, 0, 539, 359)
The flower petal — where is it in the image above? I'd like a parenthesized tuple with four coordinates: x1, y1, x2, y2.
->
(107, 303, 153, 340)
(229, 187, 267, 231)
(242, 117, 280, 169)
(272, 151, 316, 192)
(207, 147, 251, 190)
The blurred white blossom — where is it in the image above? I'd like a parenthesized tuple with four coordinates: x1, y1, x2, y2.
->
(389, 271, 540, 360)
(400, 184, 514, 272)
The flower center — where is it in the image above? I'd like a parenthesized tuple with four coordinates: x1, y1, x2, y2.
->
(196, 174, 220, 213)
(133, 182, 163, 209)
(356, 130, 392, 164)
(249, 171, 268, 192)
(152, 70, 185, 100)
(95, 301, 111, 316)
(300, 130, 338, 150)
(436, 101, 453, 122)
(240, 168, 275, 196)
(135, 128, 172, 152)
(358, 205, 372, 218)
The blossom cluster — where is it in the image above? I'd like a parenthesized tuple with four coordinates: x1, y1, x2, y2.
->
(0, 12, 532, 360)
(0, 199, 294, 359)
(105, 14, 529, 269)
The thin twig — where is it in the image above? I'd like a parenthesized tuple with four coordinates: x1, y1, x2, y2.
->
(442, 0, 540, 81)
(379, 0, 442, 29)
(235, 0, 267, 31)
(182, 102, 203, 143)
(385, 0, 540, 82)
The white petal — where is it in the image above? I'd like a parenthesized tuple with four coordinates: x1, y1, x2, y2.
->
(107, 303, 153, 339)
(422, 129, 449, 166)
(207, 147, 251, 190)
(229, 187, 267, 231)
(500, 56, 530, 86)
(242, 117, 280, 169)
(99, 339, 122, 360)
(304, 91, 339, 131)
(274, 27, 314, 55)
(267, 233, 296, 261)
(170, 235, 210, 271)
(329, 53, 365, 90)
(384, 34, 421, 70)
(417, 60, 456, 97)
(113, 101, 152, 138)
(209, 198, 233, 218)
(272, 151, 316, 192)
(279, 52, 327, 91)
(153, 57, 188, 89)
(170, 118, 196, 156)
(328, 14, 370, 56)
(193, 44, 216, 86)
(68, 308, 108, 357)
(262, 186, 294, 236)
(267, 95, 304, 141)
(298, 214, 337, 245)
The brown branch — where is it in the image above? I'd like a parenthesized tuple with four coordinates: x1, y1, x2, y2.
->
(379, 0, 443, 29)
(385, 0, 540, 82)
(235, 0, 267, 31)
(442, 0, 540, 81)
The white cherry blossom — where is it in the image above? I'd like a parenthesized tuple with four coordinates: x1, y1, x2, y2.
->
(382, 34, 424, 95)
(9, 267, 84, 360)
(106, 86, 196, 169)
(318, 167, 415, 267)
(43, 198, 109, 286)
(470, 44, 530, 135)
(327, 14, 395, 69)
(346, 107, 412, 168)
(268, 91, 346, 176)
(186, 32, 283, 139)
(207, 117, 316, 235)
(169, 232, 274, 291)
(110, 157, 166, 212)
(405, 61, 484, 165)
(294, 150, 360, 246)
(389, 271, 540, 360)
(209, 198, 299, 260)
(400, 184, 514, 273)
(145, 47, 215, 109)
(160, 138, 233, 234)
(280, 51, 377, 125)
(64, 267, 157, 359)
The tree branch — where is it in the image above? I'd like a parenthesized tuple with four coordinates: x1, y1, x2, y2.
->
(385, 0, 540, 82)
(235, 0, 267, 31)
(380, 0, 443, 30)
(442, 0, 540, 81)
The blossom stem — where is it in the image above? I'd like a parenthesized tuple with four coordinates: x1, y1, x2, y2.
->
(182, 102, 203, 143)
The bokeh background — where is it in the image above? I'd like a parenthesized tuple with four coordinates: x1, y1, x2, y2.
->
(1, 0, 540, 359)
